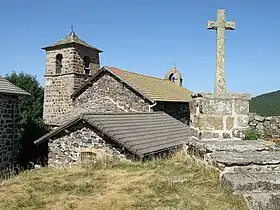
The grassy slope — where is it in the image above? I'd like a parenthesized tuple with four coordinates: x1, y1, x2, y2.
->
(250, 90, 280, 116)
(0, 153, 247, 210)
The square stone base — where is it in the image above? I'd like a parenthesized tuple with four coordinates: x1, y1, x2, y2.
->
(190, 92, 251, 140)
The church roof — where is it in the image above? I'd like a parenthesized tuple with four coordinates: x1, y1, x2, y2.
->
(42, 31, 102, 52)
(72, 66, 193, 103)
(0, 77, 30, 96)
(35, 112, 192, 158)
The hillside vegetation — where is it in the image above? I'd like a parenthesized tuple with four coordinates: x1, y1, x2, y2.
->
(250, 90, 280, 116)
(0, 153, 246, 210)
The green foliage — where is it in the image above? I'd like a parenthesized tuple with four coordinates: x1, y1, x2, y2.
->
(250, 90, 280, 116)
(5, 72, 49, 167)
(5, 72, 44, 124)
(243, 128, 260, 140)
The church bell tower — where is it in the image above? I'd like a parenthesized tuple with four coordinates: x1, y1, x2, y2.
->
(42, 29, 102, 125)
(165, 65, 183, 86)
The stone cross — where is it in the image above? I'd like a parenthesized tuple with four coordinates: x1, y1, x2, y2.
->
(207, 9, 235, 96)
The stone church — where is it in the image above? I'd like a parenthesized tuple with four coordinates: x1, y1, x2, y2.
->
(36, 31, 195, 165)
(36, 29, 250, 165)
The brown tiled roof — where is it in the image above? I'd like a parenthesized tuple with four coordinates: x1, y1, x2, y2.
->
(0, 77, 30, 95)
(35, 112, 192, 158)
(42, 32, 102, 52)
(71, 66, 193, 102)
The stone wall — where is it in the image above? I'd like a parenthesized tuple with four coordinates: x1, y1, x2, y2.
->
(190, 93, 251, 139)
(53, 73, 151, 125)
(45, 46, 100, 75)
(0, 94, 20, 169)
(43, 44, 101, 125)
(48, 126, 127, 166)
(249, 114, 280, 138)
(75, 73, 151, 112)
(153, 101, 190, 125)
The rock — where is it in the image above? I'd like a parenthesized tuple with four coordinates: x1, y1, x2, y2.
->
(243, 192, 280, 210)
(206, 151, 280, 169)
(266, 116, 272, 121)
(187, 139, 278, 155)
(221, 171, 280, 192)
(222, 132, 231, 139)
(255, 115, 265, 122)
(232, 128, 245, 138)
(34, 164, 41, 170)
(200, 131, 219, 139)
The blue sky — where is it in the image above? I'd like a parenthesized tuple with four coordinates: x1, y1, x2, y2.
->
(0, 0, 279, 96)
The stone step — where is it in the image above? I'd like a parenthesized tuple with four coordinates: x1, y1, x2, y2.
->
(221, 172, 280, 193)
(243, 192, 280, 210)
(224, 165, 280, 174)
(187, 139, 278, 157)
(205, 151, 280, 170)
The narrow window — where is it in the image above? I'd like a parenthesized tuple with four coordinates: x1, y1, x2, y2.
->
(84, 56, 91, 74)
(55, 54, 63, 74)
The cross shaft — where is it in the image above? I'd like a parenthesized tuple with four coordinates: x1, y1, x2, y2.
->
(207, 9, 235, 96)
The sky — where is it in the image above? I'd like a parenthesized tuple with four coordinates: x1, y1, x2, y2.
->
(0, 0, 279, 96)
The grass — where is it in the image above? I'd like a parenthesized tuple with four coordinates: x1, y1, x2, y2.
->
(0, 152, 247, 210)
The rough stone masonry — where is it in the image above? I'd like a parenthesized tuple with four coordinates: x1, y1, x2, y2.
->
(207, 9, 235, 96)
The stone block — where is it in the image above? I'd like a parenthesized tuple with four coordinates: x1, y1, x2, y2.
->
(232, 128, 246, 138)
(199, 116, 223, 130)
(222, 132, 231, 139)
(233, 99, 250, 115)
(200, 98, 232, 115)
(236, 115, 249, 127)
(209, 151, 280, 168)
(226, 116, 234, 130)
(200, 131, 219, 139)
(255, 115, 265, 122)
(243, 192, 280, 210)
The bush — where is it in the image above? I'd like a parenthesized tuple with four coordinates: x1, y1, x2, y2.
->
(243, 128, 260, 140)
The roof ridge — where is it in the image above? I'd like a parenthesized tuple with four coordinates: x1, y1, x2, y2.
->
(106, 66, 192, 92)
(105, 66, 169, 82)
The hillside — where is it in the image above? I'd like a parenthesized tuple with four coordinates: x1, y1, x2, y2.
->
(0, 153, 246, 210)
(250, 90, 280, 116)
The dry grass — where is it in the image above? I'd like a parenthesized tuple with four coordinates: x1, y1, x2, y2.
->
(0, 152, 247, 210)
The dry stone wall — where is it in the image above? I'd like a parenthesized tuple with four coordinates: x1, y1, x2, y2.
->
(0, 94, 20, 169)
(48, 127, 127, 166)
(190, 93, 251, 139)
(249, 114, 280, 138)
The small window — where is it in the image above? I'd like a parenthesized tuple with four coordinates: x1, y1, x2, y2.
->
(83, 56, 91, 74)
(55, 54, 63, 74)
(169, 73, 175, 82)
(80, 151, 96, 162)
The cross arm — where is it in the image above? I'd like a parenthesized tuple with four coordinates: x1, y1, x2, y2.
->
(225, 21, 235, 30)
(207, 21, 218, 30)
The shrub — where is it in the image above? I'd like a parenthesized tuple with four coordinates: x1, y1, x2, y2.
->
(243, 128, 260, 140)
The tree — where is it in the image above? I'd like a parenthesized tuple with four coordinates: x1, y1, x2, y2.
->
(5, 72, 49, 168)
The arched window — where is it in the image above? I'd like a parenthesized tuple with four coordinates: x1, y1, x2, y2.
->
(168, 73, 176, 82)
(83, 56, 91, 74)
(55, 54, 63, 74)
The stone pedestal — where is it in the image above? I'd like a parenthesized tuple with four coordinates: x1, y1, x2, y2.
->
(190, 92, 251, 139)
